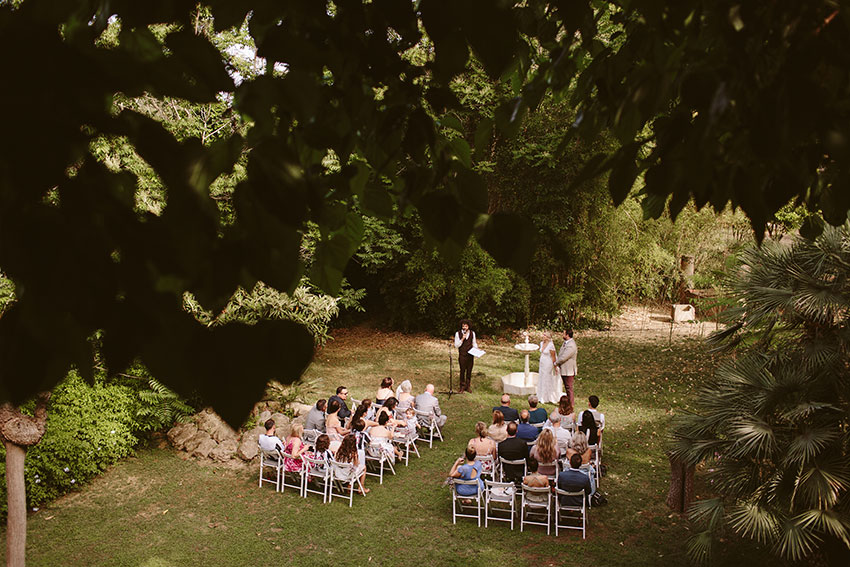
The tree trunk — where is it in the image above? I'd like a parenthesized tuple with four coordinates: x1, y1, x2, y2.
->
(666, 454, 694, 513)
(4, 441, 27, 567)
(0, 393, 51, 567)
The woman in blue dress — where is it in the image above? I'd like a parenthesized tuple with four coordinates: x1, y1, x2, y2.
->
(449, 447, 484, 497)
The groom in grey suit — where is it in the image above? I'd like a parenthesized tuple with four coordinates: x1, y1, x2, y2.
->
(555, 328, 577, 406)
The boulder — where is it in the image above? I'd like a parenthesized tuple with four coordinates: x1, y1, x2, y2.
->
(167, 422, 198, 450)
(195, 409, 222, 433)
(184, 431, 211, 453)
(209, 439, 238, 462)
(290, 403, 313, 417)
(258, 410, 272, 424)
(266, 401, 282, 413)
(237, 425, 265, 461)
(192, 437, 218, 459)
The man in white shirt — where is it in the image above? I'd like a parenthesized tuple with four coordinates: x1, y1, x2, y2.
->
(545, 413, 572, 457)
(258, 419, 283, 452)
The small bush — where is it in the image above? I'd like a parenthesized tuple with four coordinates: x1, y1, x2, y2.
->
(0, 369, 191, 519)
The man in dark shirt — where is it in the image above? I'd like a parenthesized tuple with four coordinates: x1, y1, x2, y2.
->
(527, 395, 548, 425)
(328, 386, 351, 422)
(497, 422, 528, 483)
(557, 453, 593, 506)
(516, 410, 539, 442)
(492, 394, 519, 422)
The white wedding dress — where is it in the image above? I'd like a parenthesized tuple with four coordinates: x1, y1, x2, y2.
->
(537, 340, 563, 404)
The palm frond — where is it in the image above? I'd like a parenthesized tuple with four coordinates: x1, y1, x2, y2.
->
(727, 501, 781, 544)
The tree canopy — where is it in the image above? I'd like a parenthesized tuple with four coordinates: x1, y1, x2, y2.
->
(1, 0, 849, 425)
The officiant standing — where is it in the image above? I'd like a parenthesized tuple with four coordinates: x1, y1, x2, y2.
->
(454, 319, 478, 393)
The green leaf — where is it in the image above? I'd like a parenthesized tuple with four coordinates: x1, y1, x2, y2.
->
(608, 143, 640, 206)
(474, 117, 494, 161)
(477, 212, 536, 273)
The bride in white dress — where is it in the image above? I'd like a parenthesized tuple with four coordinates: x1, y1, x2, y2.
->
(537, 331, 563, 404)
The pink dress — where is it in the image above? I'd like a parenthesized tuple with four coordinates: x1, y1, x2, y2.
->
(283, 439, 304, 472)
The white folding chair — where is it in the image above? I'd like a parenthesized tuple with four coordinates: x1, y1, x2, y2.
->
(498, 457, 527, 484)
(520, 484, 552, 534)
(278, 449, 305, 495)
(539, 459, 560, 483)
(587, 445, 601, 489)
(302, 429, 321, 446)
(451, 479, 482, 526)
(474, 455, 497, 480)
(302, 454, 330, 502)
(554, 488, 586, 538)
(328, 458, 365, 507)
(392, 428, 421, 465)
(415, 409, 444, 448)
(484, 480, 516, 529)
(258, 446, 284, 491)
(363, 434, 396, 484)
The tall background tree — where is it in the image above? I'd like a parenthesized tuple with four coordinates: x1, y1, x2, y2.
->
(672, 225, 850, 565)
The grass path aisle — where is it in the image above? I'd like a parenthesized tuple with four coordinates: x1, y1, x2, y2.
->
(7, 328, 771, 566)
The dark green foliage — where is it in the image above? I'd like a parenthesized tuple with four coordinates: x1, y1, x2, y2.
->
(2, 0, 847, 423)
(0, 370, 192, 520)
(671, 225, 850, 565)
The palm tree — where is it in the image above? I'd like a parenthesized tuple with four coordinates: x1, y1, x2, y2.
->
(671, 224, 850, 565)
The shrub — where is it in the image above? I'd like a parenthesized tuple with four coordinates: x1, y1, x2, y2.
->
(0, 369, 191, 519)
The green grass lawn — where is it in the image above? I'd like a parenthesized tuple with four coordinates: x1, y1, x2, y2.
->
(5, 328, 773, 566)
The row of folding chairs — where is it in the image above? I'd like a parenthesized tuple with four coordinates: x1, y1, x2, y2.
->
(259, 447, 367, 507)
(452, 480, 587, 538)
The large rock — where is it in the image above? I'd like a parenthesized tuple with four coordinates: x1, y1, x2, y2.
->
(270, 412, 289, 428)
(167, 422, 198, 450)
(237, 425, 265, 461)
(192, 437, 218, 459)
(209, 439, 238, 462)
(258, 410, 272, 424)
(290, 403, 313, 417)
(195, 410, 238, 443)
(184, 431, 211, 453)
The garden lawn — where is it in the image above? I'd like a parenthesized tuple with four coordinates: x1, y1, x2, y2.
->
(4, 327, 773, 566)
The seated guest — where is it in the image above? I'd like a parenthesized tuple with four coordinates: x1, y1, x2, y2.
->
(527, 395, 548, 425)
(304, 399, 327, 433)
(516, 410, 540, 442)
(414, 384, 448, 427)
(550, 395, 575, 428)
(283, 423, 309, 472)
(393, 406, 419, 441)
(578, 408, 599, 446)
(467, 421, 498, 459)
(557, 453, 593, 506)
(492, 394, 519, 422)
(396, 380, 415, 409)
(580, 395, 604, 438)
(522, 457, 550, 489)
(351, 399, 379, 428)
(529, 428, 558, 477)
(376, 377, 394, 405)
(328, 386, 352, 422)
(309, 434, 333, 466)
(545, 413, 572, 456)
(258, 418, 283, 452)
(565, 431, 592, 465)
(488, 410, 508, 442)
(368, 412, 402, 460)
(377, 397, 406, 427)
(335, 434, 369, 494)
(325, 399, 350, 452)
(350, 418, 367, 465)
(449, 446, 483, 497)
(498, 422, 529, 483)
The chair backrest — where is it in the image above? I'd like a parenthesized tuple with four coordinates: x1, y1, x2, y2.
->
(484, 479, 515, 499)
(303, 453, 328, 475)
(474, 454, 495, 474)
(330, 458, 357, 482)
(554, 487, 586, 508)
(499, 457, 527, 482)
(259, 446, 283, 465)
(414, 408, 435, 426)
(452, 478, 480, 495)
(303, 429, 320, 444)
(522, 483, 551, 504)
